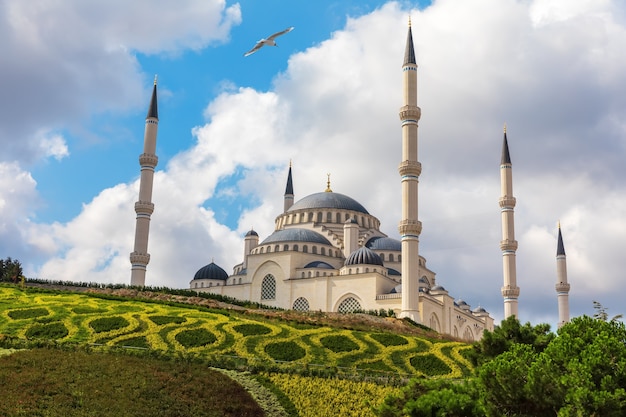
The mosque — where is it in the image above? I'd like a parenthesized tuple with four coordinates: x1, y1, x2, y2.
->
(131, 22, 571, 341)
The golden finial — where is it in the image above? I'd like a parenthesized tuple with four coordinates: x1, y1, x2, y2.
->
(408, 16, 412, 27)
(289, 159, 292, 168)
(503, 123, 507, 133)
(325, 173, 332, 192)
(154, 74, 158, 85)
(558, 220, 561, 229)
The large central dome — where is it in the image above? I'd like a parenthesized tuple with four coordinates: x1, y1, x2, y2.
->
(287, 192, 369, 214)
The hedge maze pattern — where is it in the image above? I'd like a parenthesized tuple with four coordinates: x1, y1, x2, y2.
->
(0, 287, 473, 378)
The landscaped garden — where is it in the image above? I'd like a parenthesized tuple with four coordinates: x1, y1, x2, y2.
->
(0, 284, 475, 416)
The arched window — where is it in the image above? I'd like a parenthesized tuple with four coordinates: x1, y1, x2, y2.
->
(337, 297, 362, 313)
(284, 244, 289, 251)
(260, 247, 265, 254)
(326, 212, 332, 222)
(194, 282, 198, 288)
(308, 212, 314, 222)
(312, 246, 318, 254)
(293, 297, 310, 312)
(429, 313, 441, 333)
(275, 245, 280, 252)
(321, 247, 326, 256)
(336, 213, 341, 223)
(261, 274, 276, 300)
(238, 278, 242, 284)
(303, 245, 308, 253)
(389, 254, 394, 262)
(293, 244, 299, 252)
(317, 212, 322, 222)
(379, 253, 385, 261)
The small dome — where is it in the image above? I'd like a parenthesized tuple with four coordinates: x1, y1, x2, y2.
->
(303, 261, 335, 269)
(288, 192, 369, 214)
(345, 246, 383, 266)
(193, 262, 228, 281)
(344, 218, 358, 224)
(473, 306, 487, 314)
(245, 229, 259, 237)
(387, 268, 401, 276)
(390, 284, 402, 293)
(260, 228, 331, 245)
(430, 285, 447, 293)
(366, 237, 401, 251)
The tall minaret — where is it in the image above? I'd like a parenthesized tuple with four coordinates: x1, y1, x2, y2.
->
(499, 126, 520, 318)
(130, 77, 159, 286)
(555, 223, 570, 328)
(284, 161, 294, 212)
(398, 19, 422, 321)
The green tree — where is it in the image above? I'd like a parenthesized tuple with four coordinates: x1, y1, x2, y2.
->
(478, 315, 626, 416)
(0, 257, 23, 283)
(375, 378, 485, 417)
(469, 315, 554, 366)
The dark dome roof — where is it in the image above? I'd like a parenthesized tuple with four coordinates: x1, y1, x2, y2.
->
(193, 262, 228, 281)
(288, 192, 369, 214)
(366, 237, 401, 251)
(345, 246, 383, 266)
(245, 229, 258, 237)
(303, 261, 335, 269)
(388, 268, 401, 276)
(260, 228, 331, 245)
(431, 285, 447, 292)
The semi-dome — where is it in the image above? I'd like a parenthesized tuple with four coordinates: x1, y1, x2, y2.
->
(260, 228, 331, 245)
(288, 192, 369, 214)
(303, 261, 335, 269)
(387, 268, 401, 276)
(345, 246, 383, 266)
(366, 237, 401, 251)
(193, 262, 228, 281)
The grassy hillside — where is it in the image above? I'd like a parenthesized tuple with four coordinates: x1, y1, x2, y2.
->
(0, 284, 475, 416)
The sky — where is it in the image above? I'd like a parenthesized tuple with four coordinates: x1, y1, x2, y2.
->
(2, 0, 626, 330)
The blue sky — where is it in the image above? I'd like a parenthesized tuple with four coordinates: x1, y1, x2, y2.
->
(2, 0, 626, 329)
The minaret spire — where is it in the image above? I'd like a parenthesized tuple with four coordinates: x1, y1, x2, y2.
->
(499, 126, 520, 318)
(130, 78, 160, 286)
(556, 222, 570, 327)
(398, 20, 422, 321)
(284, 161, 294, 212)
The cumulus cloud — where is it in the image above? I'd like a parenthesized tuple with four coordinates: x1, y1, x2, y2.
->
(6, 0, 626, 328)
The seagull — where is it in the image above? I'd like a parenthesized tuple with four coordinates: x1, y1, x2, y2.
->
(244, 26, 294, 57)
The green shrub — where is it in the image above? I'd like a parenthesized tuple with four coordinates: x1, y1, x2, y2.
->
(90, 316, 129, 333)
(7, 307, 49, 320)
(175, 329, 217, 348)
(410, 353, 451, 376)
(149, 315, 186, 325)
(115, 336, 149, 349)
(370, 333, 408, 347)
(320, 335, 359, 353)
(265, 341, 305, 362)
(233, 323, 272, 336)
(25, 322, 69, 340)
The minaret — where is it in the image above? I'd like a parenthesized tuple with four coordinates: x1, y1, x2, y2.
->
(284, 161, 294, 212)
(555, 223, 570, 328)
(398, 19, 422, 321)
(243, 229, 259, 270)
(499, 126, 520, 318)
(130, 77, 159, 286)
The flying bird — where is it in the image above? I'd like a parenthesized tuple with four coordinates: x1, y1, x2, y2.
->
(244, 26, 294, 57)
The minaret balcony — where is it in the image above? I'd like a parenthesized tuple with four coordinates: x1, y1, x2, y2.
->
(398, 219, 422, 235)
(501, 286, 520, 298)
(500, 239, 518, 251)
(555, 282, 571, 292)
(139, 153, 159, 167)
(135, 201, 155, 215)
(398, 160, 422, 177)
(130, 252, 151, 265)
(498, 196, 516, 208)
(398, 105, 421, 121)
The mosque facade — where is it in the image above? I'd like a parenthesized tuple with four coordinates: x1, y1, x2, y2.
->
(188, 23, 496, 341)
